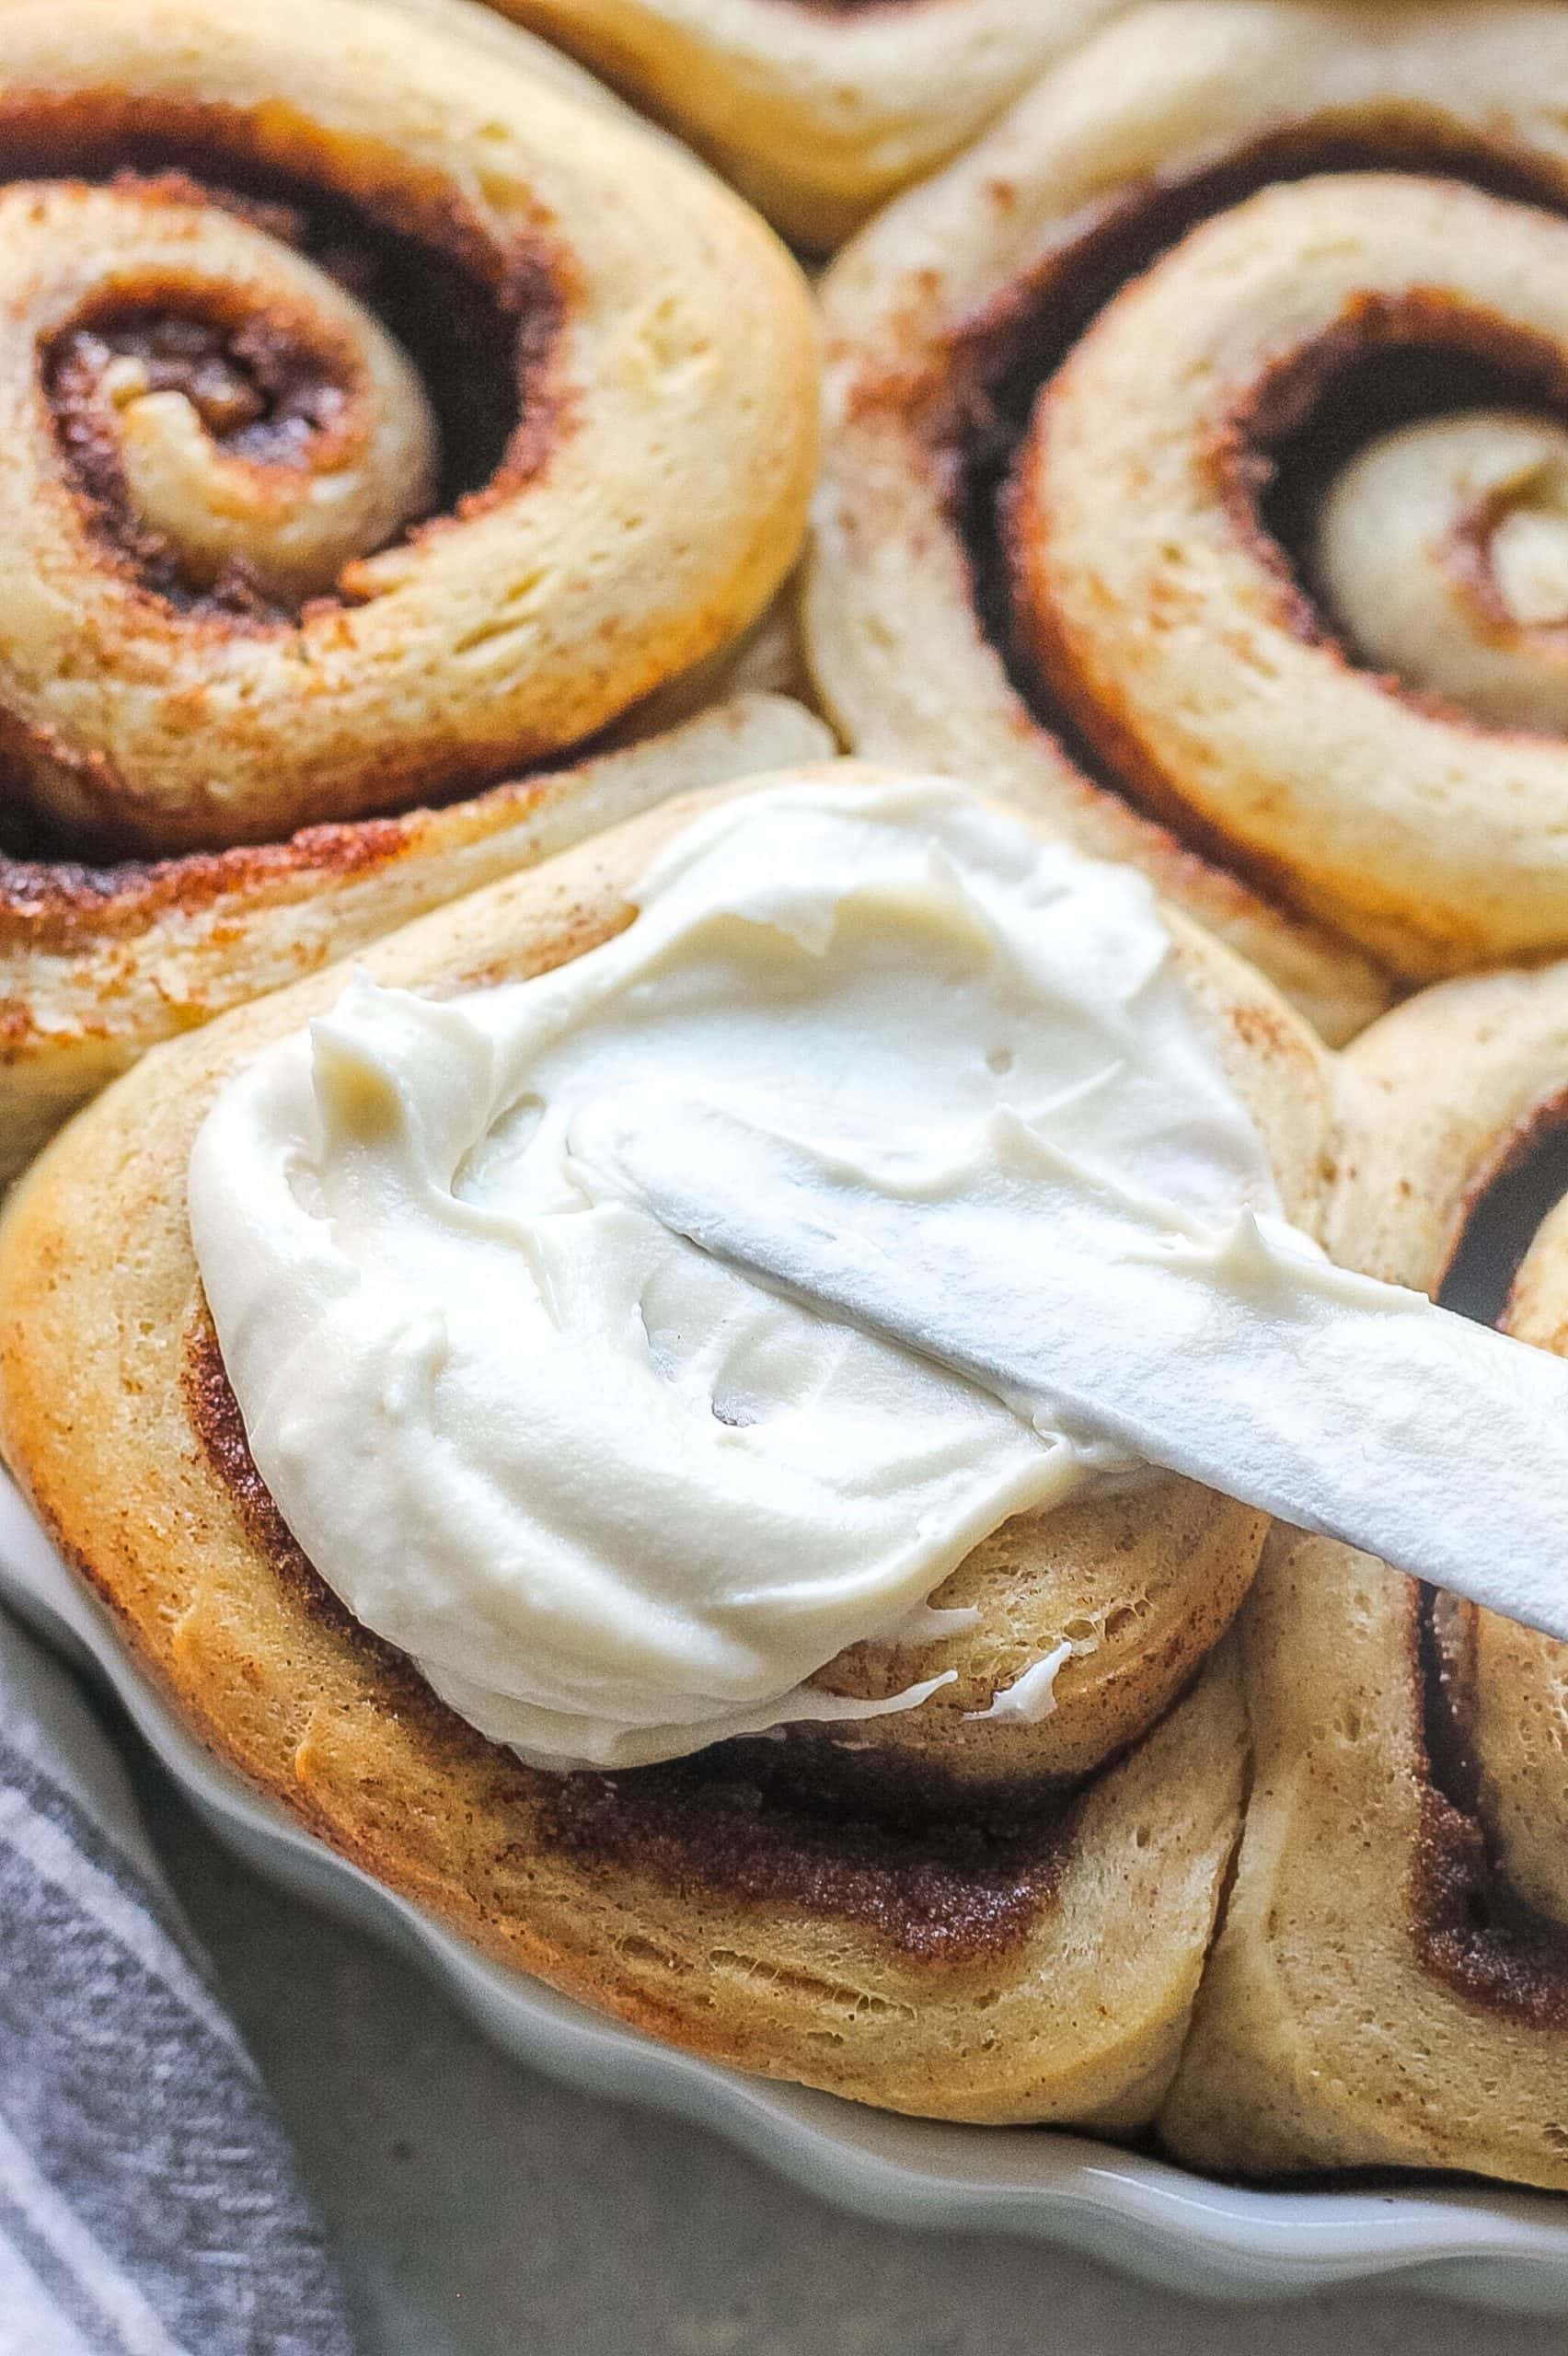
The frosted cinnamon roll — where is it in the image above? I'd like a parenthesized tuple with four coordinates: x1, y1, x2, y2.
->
(0, 769, 1333, 2124)
(0, 0, 817, 1172)
(476, 0, 1129, 250)
(810, 0, 1568, 1044)
(1162, 963, 1568, 2190)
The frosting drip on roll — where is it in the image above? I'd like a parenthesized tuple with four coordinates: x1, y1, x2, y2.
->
(189, 779, 1283, 1770)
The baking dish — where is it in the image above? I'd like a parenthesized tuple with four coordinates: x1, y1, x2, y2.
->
(3, 1472, 1564, 2313)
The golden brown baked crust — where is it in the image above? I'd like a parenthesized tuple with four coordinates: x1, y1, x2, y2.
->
(0, 767, 1333, 2122)
(476, 0, 1129, 250)
(0, 693, 832, 1187)
(0, 0, 815, 853)
(0, 0, 820, 1178)
(808, 0, 1568, 1045)
(1160, 964, 1568, 2190)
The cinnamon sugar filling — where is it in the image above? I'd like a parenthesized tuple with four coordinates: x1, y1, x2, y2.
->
(0, 103, 571, 605)
(181, 1320, 1079, 1958)
(1415, 1592, 1568, 2034)
(47, 274, 371, 618)
(907, 124, 1568, 914)
(0, 100, 572, 856)
(1412, 1110, 1568, 2028)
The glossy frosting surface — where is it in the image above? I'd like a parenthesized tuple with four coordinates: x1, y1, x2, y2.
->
(189, 780, 1283, 1767)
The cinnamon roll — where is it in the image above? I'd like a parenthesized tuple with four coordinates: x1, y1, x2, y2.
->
(1162, 963, 1568, 2190)
(474, 0, 1129, 250)
(809, 0, 1568, 1045)
(0, 695, 834, 1186)
(0, 769, 1333, 2125)
(0, 0, 817, 1172)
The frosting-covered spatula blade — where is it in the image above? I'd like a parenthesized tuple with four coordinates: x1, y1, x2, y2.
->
(571, 1093, 1568, 1645)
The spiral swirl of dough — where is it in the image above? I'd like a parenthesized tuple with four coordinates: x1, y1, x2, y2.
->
(1314, 413, 1568, 734)
(13, 177, 437, 629)
(0, 0, 816, 855)
(1009, 171, 1568, 986)
(1164, 955, 1568, 2191)
(810, 0, 1568, 1040)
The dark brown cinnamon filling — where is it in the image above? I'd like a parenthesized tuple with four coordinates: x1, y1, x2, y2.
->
(182, 1321, 1078, 1959)
(535, 1757, 1073, 1966)
(917, 121, 1568, 906)
(46, 270, 362, 617)
(1414, 1107, 1568, 2027)
(1414, 1596, 1568, 2032)
(0, 810, 420, 942)
(0, 98, 569, 609)
(0, 719, 614, 930)
(1439, 1090, 1568, 1327)
(0, 95, 572, 850)
(60, 312, 315, 456)
(770, 0, 928, 12)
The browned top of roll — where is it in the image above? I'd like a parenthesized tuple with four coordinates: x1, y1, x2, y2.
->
(0, 0, 816, 856)
(810, 1, 1568, 1044)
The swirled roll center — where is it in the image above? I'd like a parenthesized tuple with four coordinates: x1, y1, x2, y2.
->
(1001, 170, 1568, 972)
(40, 190, 439, 606)
(1316, 412, 1568, 731)
(0, 24, 813, 857)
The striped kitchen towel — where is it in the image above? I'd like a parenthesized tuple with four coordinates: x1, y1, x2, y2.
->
(0, 1604, 356, 2356)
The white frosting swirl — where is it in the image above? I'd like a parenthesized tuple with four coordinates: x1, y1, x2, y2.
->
(189, 780, 1280, 1769)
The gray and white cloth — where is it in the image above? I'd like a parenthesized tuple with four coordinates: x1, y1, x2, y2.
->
(0, 1604, 357, 2356)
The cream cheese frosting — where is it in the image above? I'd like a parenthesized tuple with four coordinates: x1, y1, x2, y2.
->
(188, 778, 1286, 1771)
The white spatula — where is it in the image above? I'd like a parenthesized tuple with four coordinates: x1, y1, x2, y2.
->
(571, 1093, 1568, 1646)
